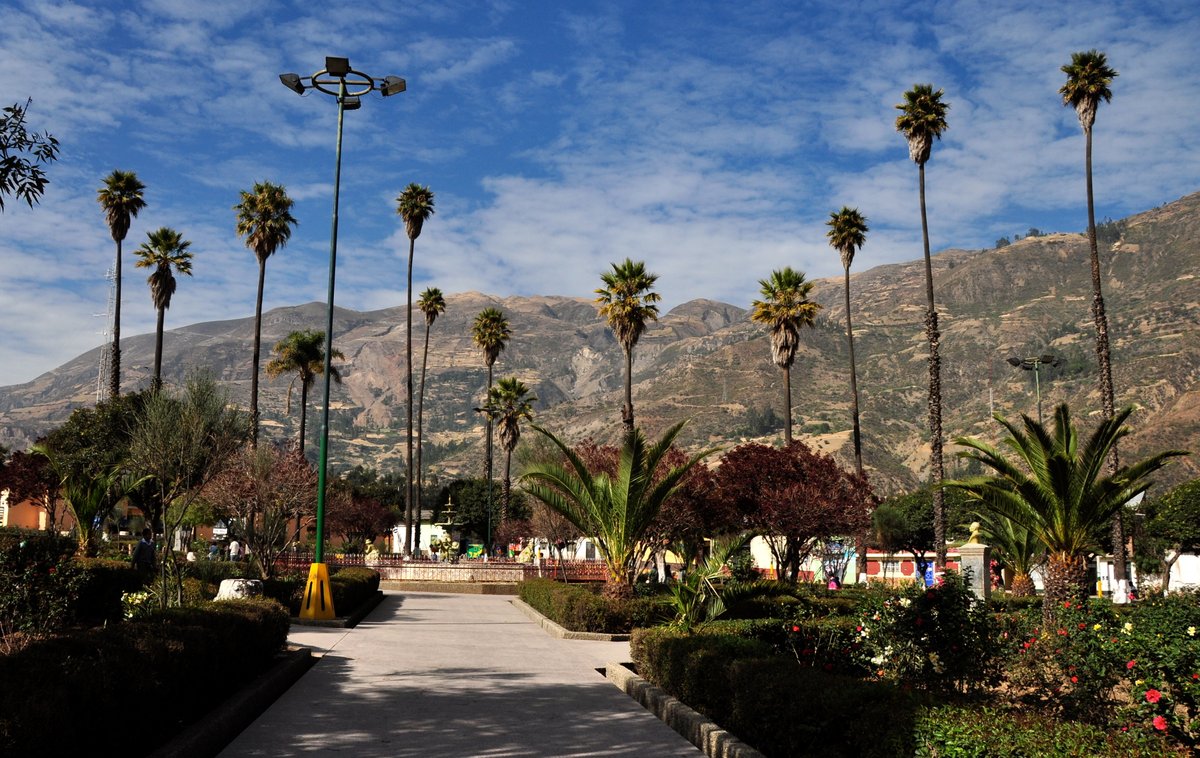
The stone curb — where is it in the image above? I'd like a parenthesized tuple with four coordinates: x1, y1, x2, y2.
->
(149, 646, 315, 758)
(291, 589, 384, 628)
(509, 597, 631, 641)
(605, 662, 765, 758)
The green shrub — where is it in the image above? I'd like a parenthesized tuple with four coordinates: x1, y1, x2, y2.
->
(74, 557, 145, 624)
(330, 567, 380, 613)
(988, 593, 1043, 613)
(0, 598, 289, 756)
(0, 529, 84, 637)
(854, 571, 1004, 692)
(913, 704, 1182, 757)
(1114, 591, 1200, 742)
(519, 578, 667, 633)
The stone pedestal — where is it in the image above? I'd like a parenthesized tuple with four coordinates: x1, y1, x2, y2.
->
(958, 542, 991, 602)
(215, 578, 264, 601)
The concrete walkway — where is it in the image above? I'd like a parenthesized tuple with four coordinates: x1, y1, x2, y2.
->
(220, 591, 703, 757)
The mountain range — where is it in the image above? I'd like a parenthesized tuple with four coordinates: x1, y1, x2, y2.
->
(3, 191, 1199, 497)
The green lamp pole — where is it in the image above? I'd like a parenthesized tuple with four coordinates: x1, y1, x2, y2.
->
(280, 57, 406, 618)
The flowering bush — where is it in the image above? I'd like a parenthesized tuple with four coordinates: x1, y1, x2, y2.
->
(853, 570, 1002, 692)
(1114, 591, 1200, 745)
(120, 589, 156, 620)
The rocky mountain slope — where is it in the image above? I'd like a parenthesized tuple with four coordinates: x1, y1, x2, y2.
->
(2, 192, 1198, 496)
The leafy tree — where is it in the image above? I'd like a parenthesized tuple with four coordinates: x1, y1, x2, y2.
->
(485, 377, 536, 520)
(749, 268, 820, 444)
(1135, 479, 1200, 593)
(133, 227, 193, 391)
(521, 421, 713, 598)
(1060, 49, 1126, 582)
(595, 258, 661, 437)
(896, 82, 951, 568)
(97, 170, 147, 398)
(471, 307, 511, 537)
(976, 510, 1043, 597)
(235, 181, 297, 446)
(264, 330, 343, 454)
(871, 485, 974, 584)
(827, 207, 869, 475)
(715, 441, 874, 583)
(202, 444, 316, 578)
(995, 236, 1011, 249)
(435, 477, 518, 550)
(0, 98, 59, 211)
(126, 375, 248, 606)
(326, 479, 397, 553)
(0, 449, 62, 529)
(947, 404, 1184, 622)
(415, 286, 446, 557)
(396, 183, 436, 556)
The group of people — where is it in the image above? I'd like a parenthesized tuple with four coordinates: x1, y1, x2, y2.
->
(130, 531, 248, 574)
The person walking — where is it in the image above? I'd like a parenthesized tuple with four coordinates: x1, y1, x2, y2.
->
(131, 529, 156, 579)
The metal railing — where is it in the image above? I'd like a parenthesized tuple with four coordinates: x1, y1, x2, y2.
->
(273, 552, 610, 583)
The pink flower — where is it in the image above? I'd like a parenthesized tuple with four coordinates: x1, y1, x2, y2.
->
(1146, 689, 1162, 704)
(1153, 715, 1168, 731)
(1127, 660, 1137, 670)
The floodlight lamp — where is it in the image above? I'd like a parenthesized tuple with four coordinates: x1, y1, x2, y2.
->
(1006, 356, 1021, 367)
(381, 76, 407, 96)
(279, 73, 306, 94)
(325, 56, 351, 77)
(342, 95, 361, 110)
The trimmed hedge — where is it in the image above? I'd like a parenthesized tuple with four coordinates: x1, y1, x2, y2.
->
(519, 578, 665, 633)
(0, 598, 289, 756)
(331, 566, 381, 613)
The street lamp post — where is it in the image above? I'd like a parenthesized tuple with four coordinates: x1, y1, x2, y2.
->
(1006, 353, 1061, 425)
(280, 57, 405, 620)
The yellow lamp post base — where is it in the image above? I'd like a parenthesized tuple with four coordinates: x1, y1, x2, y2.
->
(300, 562, 336, 620)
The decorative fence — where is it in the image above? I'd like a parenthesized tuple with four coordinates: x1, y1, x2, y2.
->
(274, 552, 609, 583)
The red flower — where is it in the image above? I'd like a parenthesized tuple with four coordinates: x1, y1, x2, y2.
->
(1057, 628, 1068, 636)
(1127, 660, 1137, 670)
(1146, 689, 1162, 704)
(1078, 622, 1086, 630)
(1063, 601, 1071, 609)
(791, 625, 800, 632)
(856, 626, 863, 632)
(823, 663, 834, 672)
(1070, 676, 1078, 683)
(1153, 715, 1168, 731)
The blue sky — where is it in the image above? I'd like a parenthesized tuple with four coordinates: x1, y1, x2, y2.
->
(1, 0, 1197, 387)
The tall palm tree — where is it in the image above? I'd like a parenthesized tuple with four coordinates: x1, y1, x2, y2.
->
(486, 376, 536, 519)
(826, 207, 869, 474)
(97, 170, 147, 399)
(595, 258, 661, 438)
(947, 404, 1183, 623)
(235, 181, 297, 447)
(133, 227, 193, 391)
(395, 183, 435, 556)
(414, 286, 446, 554)
(749, 267, 821, 444)
(1060, 50, 1126, 584)
(264, 329, 343, 454)
(472, 307, 511, 511)
(521, 420, 713, 599)
(896, 82, 950, 567)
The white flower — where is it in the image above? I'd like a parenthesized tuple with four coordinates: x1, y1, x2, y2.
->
(1123, 622, 1134, 634)
(1189, 626, 1196, 637)
(898, 598, 912, 608)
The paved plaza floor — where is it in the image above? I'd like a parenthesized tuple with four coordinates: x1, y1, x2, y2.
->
(219, 591, 703, 757)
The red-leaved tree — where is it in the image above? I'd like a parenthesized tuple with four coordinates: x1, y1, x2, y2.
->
(714, 441, 875, 583)
(326, 480, 398, 553)
(202, 444, 317, 578)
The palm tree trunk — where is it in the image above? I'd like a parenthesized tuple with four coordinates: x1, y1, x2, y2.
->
(1043, 552, 1088, 626)
(1084, 125, 1126, 584)
(503, 449, 512, 521)
(783, 364, 793, 444)
(110, 239, 122, 398)
(844, 267, 863, 474)
(153, 306, 165, 391)
(485, 363, 494, 484)
(919, 161, 947, 569)
(416, 321, 432, 558)
(250, 258, 266, 448)
(622, 347, 634, 437)
(404, 237, 416, 557)
(298, 380, 309, 454)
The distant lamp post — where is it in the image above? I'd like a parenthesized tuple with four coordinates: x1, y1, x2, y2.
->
(280, 56, 406, 620)
(1006, 353, 1061, 424)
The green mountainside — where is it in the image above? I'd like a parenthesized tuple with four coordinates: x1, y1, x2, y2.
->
(2, 192, 1198, 496)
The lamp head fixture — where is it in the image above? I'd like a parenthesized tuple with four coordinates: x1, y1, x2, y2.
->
(279, 73, 306, 94)
(381, 76, 407, 96)
(325, 56, 351, 77)
(341, 95, 361, 111)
